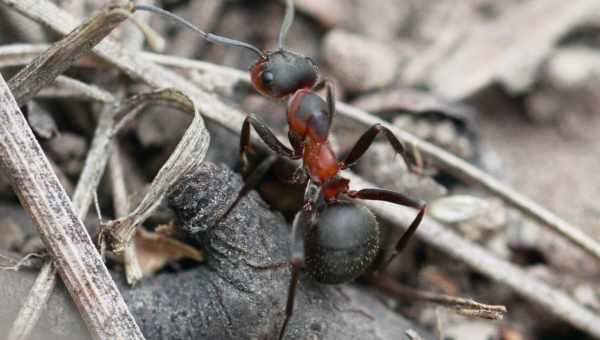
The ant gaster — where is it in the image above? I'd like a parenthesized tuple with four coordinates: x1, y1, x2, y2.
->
(134, 2, 427, 339)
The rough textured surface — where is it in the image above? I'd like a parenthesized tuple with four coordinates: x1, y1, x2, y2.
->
(0, 163, 431, 340)
(164, 162, 429, 340)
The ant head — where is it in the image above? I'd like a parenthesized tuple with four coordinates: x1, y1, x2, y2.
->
(250, 50, 318, 99)
(305, 201, 380, 284)
(134, 1, 315, 98)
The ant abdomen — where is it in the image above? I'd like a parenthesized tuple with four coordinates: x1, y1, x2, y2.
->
(305, 201, 380, 284)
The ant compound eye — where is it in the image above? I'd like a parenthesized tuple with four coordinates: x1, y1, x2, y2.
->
(262, 71, 274, 85)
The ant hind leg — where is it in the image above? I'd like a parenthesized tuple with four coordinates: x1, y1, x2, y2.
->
(348, 188, 426, 270)
(340, 124, 419, 173)
(278, 180, 321, 340)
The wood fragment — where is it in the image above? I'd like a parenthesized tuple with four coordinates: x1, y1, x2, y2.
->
(0, 73, 144, 339)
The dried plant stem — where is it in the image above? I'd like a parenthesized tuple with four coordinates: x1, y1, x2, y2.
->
(7, 261, 57, 340)
(0, 74, 144, 339)
(10, 87, 207, 337)
(6, 3, 130, 106)
(39, 76, 115, 103)
(0, 253, 44, 272)
(369, 273, 506, 320)
(109, 147, 142, 284)
(5, 8, 150, 331)
(103, 90, 209, 253)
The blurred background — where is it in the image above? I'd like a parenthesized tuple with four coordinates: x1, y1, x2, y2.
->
(1, 0, 599, 339)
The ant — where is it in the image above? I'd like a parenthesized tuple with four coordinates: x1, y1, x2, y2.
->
(134, 1, 427, 339)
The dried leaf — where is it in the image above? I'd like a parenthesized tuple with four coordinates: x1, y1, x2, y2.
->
(134, 228, 202, 277)
(104, 89, 210, 253)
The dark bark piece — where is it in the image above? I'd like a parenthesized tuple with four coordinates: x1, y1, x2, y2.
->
(0, 163, 431, 340)
(166, 162, 431, 340)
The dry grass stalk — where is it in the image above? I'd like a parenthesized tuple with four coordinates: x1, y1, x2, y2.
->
(38, 76, 115, 102)
(7, 261, 56, 340)
(0, 74, 144, 339)
(102, 89, 210, 253)
(370, 273, 506, 321)
(6, 3, 130, 106)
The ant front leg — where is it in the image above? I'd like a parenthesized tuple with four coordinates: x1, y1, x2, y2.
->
(217, 155, 278, 223)
(348, 188, 426, 270)
(279, 180, 321, 340)
(219, 115, 300, 223)
(340, 124, 418, 173)
(240, 114, 301, 172)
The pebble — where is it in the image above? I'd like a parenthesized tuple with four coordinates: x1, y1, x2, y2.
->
(322, 29, 398, 92)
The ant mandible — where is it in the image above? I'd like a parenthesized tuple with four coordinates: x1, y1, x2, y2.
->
(134, 1, 427, 339)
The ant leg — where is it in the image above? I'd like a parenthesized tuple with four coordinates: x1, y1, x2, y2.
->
(326, 79, 335, 119)
(217, 155, 278, 223)
(241, 114, 300, 171)
(279, 180, 321, 340)
(339, 124, 417, 173)
(223, 114, 303, 223)
(348, 188, 426, 270)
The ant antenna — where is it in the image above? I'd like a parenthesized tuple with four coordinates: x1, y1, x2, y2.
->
(134, 4, 265, 58)
(277, 0, 295, 49)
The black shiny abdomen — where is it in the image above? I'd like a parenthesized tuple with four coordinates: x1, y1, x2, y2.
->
(305, 201, 380, 284)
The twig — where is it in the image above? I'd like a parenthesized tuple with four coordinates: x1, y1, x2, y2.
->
(0, 74, 144, 340)
(4, 1, 599, 336)
(109, 146, 142, 284)
(0, 44, 48, 67)
(38, 76, 115, 103)
(6, 3, 130, 106)
(0, 253, 44, 271)
(10, 87, 209, 337)
(369, 273, 506, 320)
(7, 261, 56, 340)
(8, 93, 140, 340)
(5, 9, 146, 333)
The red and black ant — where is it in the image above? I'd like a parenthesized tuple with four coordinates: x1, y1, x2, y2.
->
(135, 1, 427, 339)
